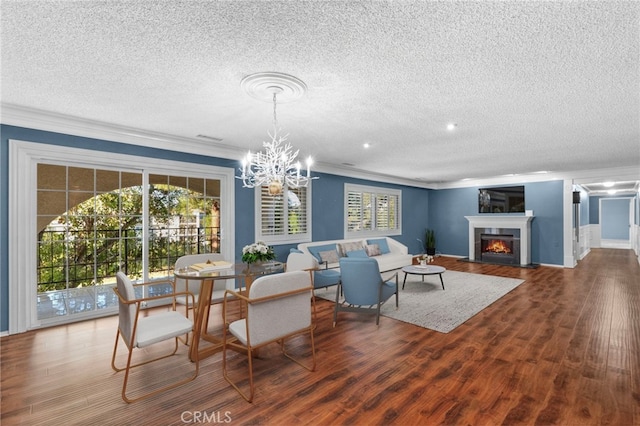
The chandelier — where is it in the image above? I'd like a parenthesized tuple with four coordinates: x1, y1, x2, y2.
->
(237, 72, 317, 196)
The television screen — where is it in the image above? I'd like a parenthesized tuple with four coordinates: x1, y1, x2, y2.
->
(479, 186, 525, 213)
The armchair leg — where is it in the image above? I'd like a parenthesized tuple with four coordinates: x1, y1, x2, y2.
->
(333, 283, 342, 327)
(112, 331, 199, 403)
(223, 343, 255, 403)
(281, 328, 317, 373)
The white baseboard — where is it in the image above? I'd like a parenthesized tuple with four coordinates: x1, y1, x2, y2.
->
(601, 239, 632, 249)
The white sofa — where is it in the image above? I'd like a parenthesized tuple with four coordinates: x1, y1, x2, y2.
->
(297, 237, 412, 272)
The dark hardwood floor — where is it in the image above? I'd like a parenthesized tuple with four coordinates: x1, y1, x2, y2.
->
(2, 248, 639, 425)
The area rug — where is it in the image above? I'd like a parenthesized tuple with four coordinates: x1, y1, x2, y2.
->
(315, 271, 525, 333)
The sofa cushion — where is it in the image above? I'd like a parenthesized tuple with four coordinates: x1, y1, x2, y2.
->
(308, 243, 338, 262)
(337, 241, 364, 257)
(346, 249, 368, 258)
(319, 250, 340, 264)
(366, 238, 390, 254)
(365, 244, 382, 256)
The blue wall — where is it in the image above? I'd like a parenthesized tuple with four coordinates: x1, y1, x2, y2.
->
(0, 124, 432, 332)
(428, 181, 564, 265)
(1, 124, 571, 333)
(589, 194, 639, 225)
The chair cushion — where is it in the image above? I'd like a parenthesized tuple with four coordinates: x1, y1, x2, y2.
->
(135, 311, 193, 348)
(313, 269, 340, 288)
(346, 249, 368, 258)
(229, 318, 249, 346)
(366, 238, 390, 254)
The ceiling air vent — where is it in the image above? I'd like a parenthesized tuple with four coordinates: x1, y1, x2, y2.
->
(196, 134, 223, 142)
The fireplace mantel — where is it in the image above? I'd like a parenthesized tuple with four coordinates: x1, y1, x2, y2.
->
(465, 215, 534, 265)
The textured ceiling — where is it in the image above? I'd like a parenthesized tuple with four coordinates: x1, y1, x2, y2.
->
(1, 1, 639, 193)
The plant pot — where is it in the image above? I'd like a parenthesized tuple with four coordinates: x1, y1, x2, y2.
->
(426, 248, 436, 256)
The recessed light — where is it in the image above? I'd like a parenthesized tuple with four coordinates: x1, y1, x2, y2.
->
(603, 181, 615, 187)
(447, 123, 457, 131)
(608, 189, 617, 194)
(363, 143, 371, 148)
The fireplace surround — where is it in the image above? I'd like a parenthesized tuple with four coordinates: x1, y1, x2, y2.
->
(465, 216, 534, 266)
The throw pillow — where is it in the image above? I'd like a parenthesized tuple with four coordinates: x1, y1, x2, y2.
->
(337, 241, 364, 257)
(308, 243, 338, 262)
(346, 249, 368, 258)
(365, 244, 381, 257)
(366, 238, 390, 254)
(319, 250, 340, 264)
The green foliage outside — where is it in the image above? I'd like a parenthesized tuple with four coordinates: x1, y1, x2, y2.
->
(37, 184, 219, 292)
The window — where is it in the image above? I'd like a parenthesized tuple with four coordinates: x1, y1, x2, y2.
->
(9, 140, 234, 333)
(345, 183, 401, 238)
(256, 184, 311, 244)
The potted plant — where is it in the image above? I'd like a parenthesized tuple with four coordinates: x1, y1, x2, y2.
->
(242, 241, 276, 265)
(425, 229, 436, 256)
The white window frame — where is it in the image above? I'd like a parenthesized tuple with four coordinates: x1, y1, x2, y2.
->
(254, 184, 312, 245)
(344, 183, 402, 239)
(8, 139, 235, 334)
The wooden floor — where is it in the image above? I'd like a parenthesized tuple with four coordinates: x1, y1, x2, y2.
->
(2, 248, 639, 425)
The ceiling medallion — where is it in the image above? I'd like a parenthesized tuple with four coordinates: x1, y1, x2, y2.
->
(237, 72, 317, 195)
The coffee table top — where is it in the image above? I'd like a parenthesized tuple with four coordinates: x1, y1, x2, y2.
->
(402, 265, 446, 275)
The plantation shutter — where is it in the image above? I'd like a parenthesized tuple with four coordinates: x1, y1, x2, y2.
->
(260, 185, 285, 236)
(376, 194, 389, 230)
(347, 190, 362, 232)
(344, 183, 401, 238)
(258, 185, 311, 243)
(288, 186, 307, 235)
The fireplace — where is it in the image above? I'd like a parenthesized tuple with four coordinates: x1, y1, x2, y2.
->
(479, 233, 520, 265)
(465, 215, 534, 266)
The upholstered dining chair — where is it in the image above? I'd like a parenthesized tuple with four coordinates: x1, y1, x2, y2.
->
(286, 249, 341, 290)
(334, 257, 399, 326)
(222, 270, 316, 402)
(111, 272, 199, 403)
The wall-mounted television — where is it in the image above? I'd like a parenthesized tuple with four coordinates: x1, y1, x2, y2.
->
(479, 185, 525, 213)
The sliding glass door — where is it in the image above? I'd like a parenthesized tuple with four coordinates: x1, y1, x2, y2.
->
(9, 140, 235, 332)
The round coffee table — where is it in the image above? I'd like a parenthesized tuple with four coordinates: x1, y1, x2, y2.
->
(401, 265, 446, 290)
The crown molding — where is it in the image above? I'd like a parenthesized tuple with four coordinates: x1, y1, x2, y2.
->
(1, 103, 243, 161)
(3, 103, 637, 192)
(1, 103, 438, 189)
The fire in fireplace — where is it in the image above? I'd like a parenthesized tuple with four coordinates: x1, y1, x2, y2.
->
(483, 238, 513, 254)
(480, 233, 519, 265)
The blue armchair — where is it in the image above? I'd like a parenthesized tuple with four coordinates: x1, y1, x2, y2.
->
(334, 257, 398, 326)
(286, 250, 341, 290)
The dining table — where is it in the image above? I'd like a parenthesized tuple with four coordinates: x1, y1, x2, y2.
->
(173, 261, 285, 362)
